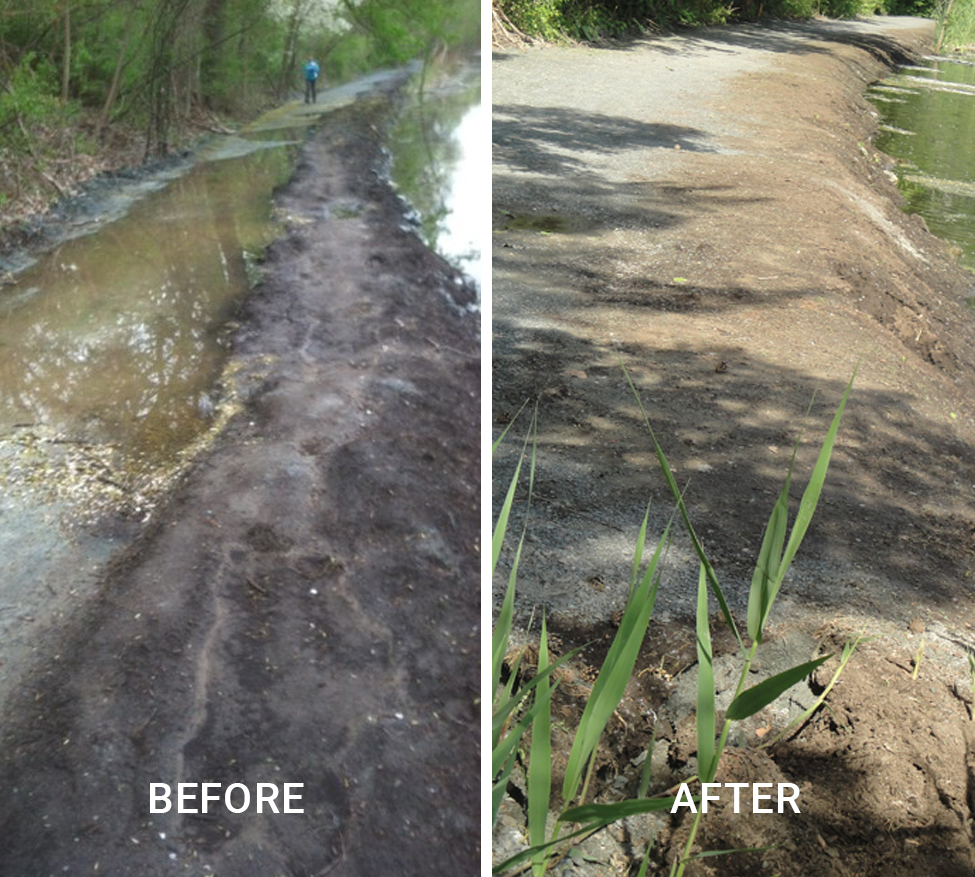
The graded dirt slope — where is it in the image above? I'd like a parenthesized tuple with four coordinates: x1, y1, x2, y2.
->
(494, 17, 975, 877)
(0, 95, 479, 875)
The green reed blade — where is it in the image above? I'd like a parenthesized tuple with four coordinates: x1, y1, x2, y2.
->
(752, 368, 856, 639)
(696, 563, 717, 782)
(623, 365, 744, 653)
(747, 479, 790, 643)
(628, 501, 652, 603)
(492, 405, 537, 573)
(528, 615, 553, 875)
(562, 795, 682, 824)
(561, 523, 666, 802)
(493, 650, 580, 745)
(725, 654, 832, 722)
(492, 822, 607, 874)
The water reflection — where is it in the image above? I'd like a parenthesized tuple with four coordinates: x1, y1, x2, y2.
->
(869, 56, 975, 271)
(387, 58, 482, 287)
(0, 141, 295, 456)
(0, 60, 481, 470)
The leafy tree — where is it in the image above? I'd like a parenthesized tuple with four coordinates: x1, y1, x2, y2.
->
(340, 0, 478, 65)
(0, 0, 477, 219)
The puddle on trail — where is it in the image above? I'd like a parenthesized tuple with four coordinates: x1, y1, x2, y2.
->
(868, 55, 975, 272)
(0, 100, 311, 690)
(0, 142, 294, 457)
(0, 63, 480, 472)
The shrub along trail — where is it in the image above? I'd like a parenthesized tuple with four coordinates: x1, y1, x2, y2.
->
(0, 93, 479, 873)
(494, 16, 975, 877)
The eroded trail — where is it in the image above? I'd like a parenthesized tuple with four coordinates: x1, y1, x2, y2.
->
(0, 93, 479, 875)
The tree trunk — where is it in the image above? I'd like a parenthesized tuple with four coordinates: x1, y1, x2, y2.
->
(97, 8, 139, 139)
(200, 0, 226, 108)
(278, 0, 305, 98)
(144, 0, 194, 159)
(61, 0, 71, 102)
(936, 0, 956, 54)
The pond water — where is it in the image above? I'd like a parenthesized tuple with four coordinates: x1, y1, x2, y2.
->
(0, 138, 296, 459)
(386, 58, 483, 290)
(867, 55, 975, 272)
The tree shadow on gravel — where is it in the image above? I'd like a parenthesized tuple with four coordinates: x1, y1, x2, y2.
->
(492, 177, 772, 250)
(492, 315, 975, 627)
(586, 19, 922, 69)
(494, 104, 721, 177)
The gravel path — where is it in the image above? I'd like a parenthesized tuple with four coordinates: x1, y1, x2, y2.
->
(493, 20, 975, 872)
(492, 15, 975, 633)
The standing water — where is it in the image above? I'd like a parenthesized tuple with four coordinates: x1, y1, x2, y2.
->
(0, 65, 480, 696)
(0, 65, 480, 473)
(0, 141, 295, 457)
(386, 58, 482, 291)
(868, 56, 975, 272)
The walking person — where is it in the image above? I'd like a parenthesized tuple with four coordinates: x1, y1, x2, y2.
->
(303, 58, 320, 104)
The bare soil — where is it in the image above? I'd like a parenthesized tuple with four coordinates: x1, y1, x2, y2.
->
(493, 17, 975, 877)
(0, 92, 479, 874)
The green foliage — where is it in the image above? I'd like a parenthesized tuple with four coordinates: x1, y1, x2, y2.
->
(342, 0, 479, 65)
(818, 0, 864, 17)
(561, 503, 666, 802)
(496, 0, 936, 38)
(0, 54, 60, 127)
(327, 31, 376, 81)
(493, 371, 862, 875)
(884, 0, 935, 13)
(938, 0, 975, 50)
(0, 53, 70, 156)
(0, 0, 477, 163)
(504, 0, 567, 40)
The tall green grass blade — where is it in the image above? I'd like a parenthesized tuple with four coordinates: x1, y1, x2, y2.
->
(751, 368, 857, 639)
(528, 616, 553, 876)
(725, 654, 832, 722)
(628, 502, 652, 603)
(492, 553, 522, 713)
(493, 650, 580, 745)
(493, 649, 524, 745)
(491, 400, 530, 454)
(561, 524, 667, 802)
(637, 718, 659, 799)
(492, 663, 566, 823)
(492, 408, 539, 699)
(492, 406, 537, 573)
(492, 823, 605, 874)
(747, 414, 808, 644)
(493, 710, 529, 819)
(635, 850, 652, 877)
(696, 563, 717, 782)
(492, 461, 522, 575)
(747, 479, 790, 643)
(562, 795, 682, 824)
(623, 366, 744, 653)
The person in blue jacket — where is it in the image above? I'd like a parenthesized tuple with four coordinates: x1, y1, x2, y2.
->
(303, 58, 320, 104)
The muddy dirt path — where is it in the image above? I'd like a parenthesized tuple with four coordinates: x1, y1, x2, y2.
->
(0, 90, 479, 874)
(494, 17, 975, 877)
